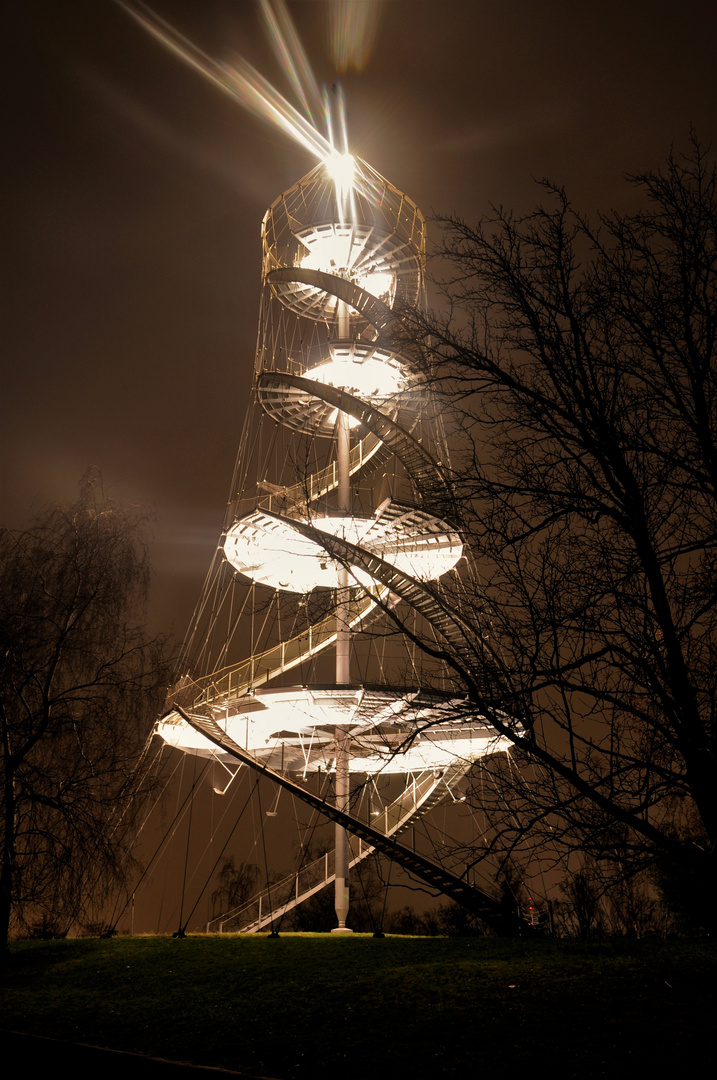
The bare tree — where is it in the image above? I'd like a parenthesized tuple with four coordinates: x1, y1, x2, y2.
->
(393, 137, 717, 927)
(0, 472, 169, 951)
(210, 857, 261, 920)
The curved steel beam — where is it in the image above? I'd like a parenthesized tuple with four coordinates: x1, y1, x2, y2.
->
(256, 370, 455, 509)
(173, 704, 518, 933)
(263, 509, 483, 668)
(266, 267, 404, 336)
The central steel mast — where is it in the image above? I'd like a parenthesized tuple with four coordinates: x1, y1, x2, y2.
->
(333, 297, 352, 932)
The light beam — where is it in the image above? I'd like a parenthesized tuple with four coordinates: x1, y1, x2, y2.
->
(330, 0, 385, 73)
(259, 0, 324, 125)
(120, 2, 333, 162)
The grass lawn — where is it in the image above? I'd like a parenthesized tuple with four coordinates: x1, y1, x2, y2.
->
(1, 935, 715, 1078)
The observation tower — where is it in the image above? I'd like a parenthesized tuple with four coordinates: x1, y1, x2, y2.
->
(157, 151, 513, 932)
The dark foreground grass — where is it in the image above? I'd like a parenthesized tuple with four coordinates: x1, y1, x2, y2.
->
(2, 935, 715, 1078)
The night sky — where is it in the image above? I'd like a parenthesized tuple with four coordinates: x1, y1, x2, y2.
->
(5, 0, 717, 640)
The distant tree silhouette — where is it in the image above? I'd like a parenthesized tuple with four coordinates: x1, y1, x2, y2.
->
(210, 857, 261, 920)
(0, 472, 169, 952)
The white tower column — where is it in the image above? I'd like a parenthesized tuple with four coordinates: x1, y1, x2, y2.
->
(333, 300, 353, 933)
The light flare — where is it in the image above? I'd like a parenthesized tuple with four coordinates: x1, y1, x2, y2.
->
(330, 0, 385, 73)
(259, 0, 323, 124)
(220, 57, 330, 161)
(120, 3, 332, 163)
(321, 81, 354, 219)
(121, 3, 364, 222)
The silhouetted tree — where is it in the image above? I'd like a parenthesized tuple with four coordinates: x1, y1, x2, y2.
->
(210, 857, 261, 920)
(393, 137, 717, 928)
(0, 472, 169, 951)
(603, 870, 664, 938)
(384, 904, 435, 936)
(559, 869, 606, 939)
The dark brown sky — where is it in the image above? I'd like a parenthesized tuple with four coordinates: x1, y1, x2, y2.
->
(4, 0, 717, 638)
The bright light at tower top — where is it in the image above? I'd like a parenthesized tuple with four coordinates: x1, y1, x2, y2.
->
(324, 150, 355, 198)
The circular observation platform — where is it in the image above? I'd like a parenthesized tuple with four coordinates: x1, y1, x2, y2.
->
(222, 502, 463, 592)
(257, 341, 407, 435)
(156, 684, 513, 775)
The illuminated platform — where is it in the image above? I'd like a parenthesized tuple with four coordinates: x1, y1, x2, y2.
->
(223, 502, 463, 592)
(256, 341, 407, 434)
(157, 684, 512, 776)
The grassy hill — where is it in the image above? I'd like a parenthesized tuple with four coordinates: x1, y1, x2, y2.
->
(2, 935, 715, 1078)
